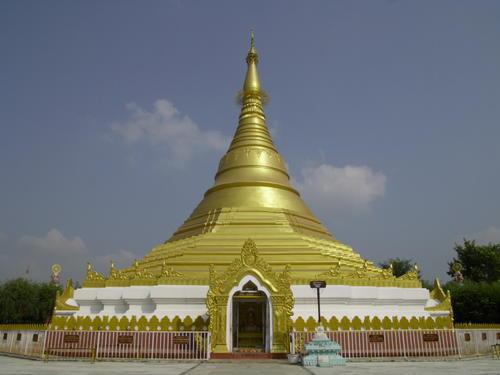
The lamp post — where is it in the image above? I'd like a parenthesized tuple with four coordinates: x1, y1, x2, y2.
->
(309, 280, 326, 325)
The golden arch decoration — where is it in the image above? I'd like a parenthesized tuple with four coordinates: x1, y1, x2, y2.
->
(206, 239, 294, 353)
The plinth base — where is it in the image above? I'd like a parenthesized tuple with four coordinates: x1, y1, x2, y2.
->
(302, 326, 346, 367)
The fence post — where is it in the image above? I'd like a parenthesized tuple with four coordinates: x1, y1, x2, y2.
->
(95, 331, 101, 360)
(24, 332, 30, 355)
(290, 332, 295, 355)
(455, 330, 462, 358)
(9, 332, 15, 353)
(41, 330, 48, 360)
(401, 330, 407, 359)
(91, 347, 96, 364)
(207, 332, 211, 360)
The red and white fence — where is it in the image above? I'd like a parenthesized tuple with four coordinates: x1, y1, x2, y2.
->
(44, 330, 211, 360)
(290, 330, 460, 358)
(3, 328, 499, 360)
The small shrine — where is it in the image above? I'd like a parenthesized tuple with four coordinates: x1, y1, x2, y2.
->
(302, 326, 346, 367)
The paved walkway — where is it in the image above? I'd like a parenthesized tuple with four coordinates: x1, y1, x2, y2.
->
(0, 355, 499, 375)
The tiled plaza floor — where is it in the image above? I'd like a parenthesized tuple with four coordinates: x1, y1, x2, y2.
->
(0, 355, 498, 375)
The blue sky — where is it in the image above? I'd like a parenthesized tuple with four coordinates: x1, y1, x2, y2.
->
(1, 0, 499, 283)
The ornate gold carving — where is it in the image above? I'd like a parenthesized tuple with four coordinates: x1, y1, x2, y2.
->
(206, 239, 294, 353)
(54, 279, 79, 311)
(429, 278, 447, 302)
(106, 261, 130, 287)
(398, 264, 419, 280)
(241, 238, 258, 266)
(83, 263, 106, 288)
(161, 260, 183, 277)
(291, 314, 453, 332)
(318, 260, 342, 278)
(425, 289, 453, 313)
(352, 260, 371, 278)
(129, 260, 156, 286)
(82, 257, 190, 288)
(109, 261, 125, 279)
(47, 315, 209, 332)
(313, 257, 425, 288)
(158, 260, 183, 284)
(381, 264, 394, 279)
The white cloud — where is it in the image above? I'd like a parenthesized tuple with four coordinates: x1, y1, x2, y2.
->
(111, 99, 229, 165)
(467, 226, 500, 244)
(295, 163, 387, 213)
(1, 228, 142, 283)
(0, 229, 90, 282)
(18, 228, 88, 256)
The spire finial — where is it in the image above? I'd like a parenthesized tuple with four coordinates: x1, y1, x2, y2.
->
(239, 30, 267, 104)
(246, 30, 258, 65)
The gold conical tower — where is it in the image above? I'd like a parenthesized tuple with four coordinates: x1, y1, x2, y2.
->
(169, 33, 331, 242)
(127, 35, 419, 288)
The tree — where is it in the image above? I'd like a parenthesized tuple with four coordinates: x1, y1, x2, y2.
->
(447, 239, 500, 282)
(378, 257, 421, 278)
(0, 278, 60, 324)
(36, 282, 61, 323)
(445, 280, 500, 323)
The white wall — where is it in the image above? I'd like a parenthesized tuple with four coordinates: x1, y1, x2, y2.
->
(68, 284, 434, 320)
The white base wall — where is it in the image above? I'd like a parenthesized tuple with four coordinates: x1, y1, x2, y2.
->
(72, 285, 209, 319)
(68, 284, 435, 320)
(291, 285, 431, 319)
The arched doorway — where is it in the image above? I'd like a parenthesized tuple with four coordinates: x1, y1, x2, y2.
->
(231, 280, 269, 352)
(206, 239, 294, 354)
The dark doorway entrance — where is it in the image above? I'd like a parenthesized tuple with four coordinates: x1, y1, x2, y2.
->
(232, 281, 268, 352)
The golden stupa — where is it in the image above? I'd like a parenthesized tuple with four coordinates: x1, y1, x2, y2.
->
(112, 34, 412, 287)
(56, 35, 452, 355)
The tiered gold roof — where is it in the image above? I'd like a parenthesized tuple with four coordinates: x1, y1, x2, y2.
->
(170, 33, 331, 242)
(89, 35, 420, 288)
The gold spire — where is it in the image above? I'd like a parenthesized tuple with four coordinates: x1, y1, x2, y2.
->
(239, 31, 267, 102)
(168, 34, 332, 241)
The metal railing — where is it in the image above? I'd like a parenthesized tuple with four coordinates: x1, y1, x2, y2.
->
(44, 330, 211, 360)
(290, 329, 460, 358)
(4, 327, 499, 360)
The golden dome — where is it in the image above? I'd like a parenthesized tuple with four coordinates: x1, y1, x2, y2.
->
(168, 34, 332, 242)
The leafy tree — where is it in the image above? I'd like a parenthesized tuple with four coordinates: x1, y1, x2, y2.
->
(378, 257, 421, 278)
(36, 282, 61, 323)
(447, 239, 500, 282)
(445, 280, 500, 323)
(0, 278, 60, 324)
